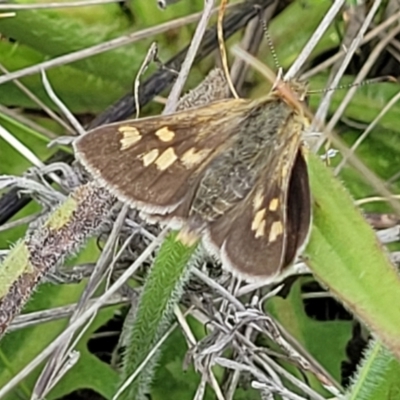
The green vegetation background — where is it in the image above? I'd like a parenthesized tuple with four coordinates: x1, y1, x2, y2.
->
(1, 1, 400, 399)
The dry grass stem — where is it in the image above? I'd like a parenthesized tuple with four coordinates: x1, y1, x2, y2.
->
(0, 6, 225, 85)
(0, 0, 121, 10)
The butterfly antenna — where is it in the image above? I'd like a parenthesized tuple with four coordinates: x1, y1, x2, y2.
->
(256, 7, 281, 71)
(307, 76, 396, 95)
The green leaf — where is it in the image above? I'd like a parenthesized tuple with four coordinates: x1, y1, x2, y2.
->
(119, 231, 198, 400)
(305, 152, 400, 360)
(47, 300, 119, 400)
(0, 41, 125, 114)
(346, 341, 400, 400)
(267, 279, 352, 385)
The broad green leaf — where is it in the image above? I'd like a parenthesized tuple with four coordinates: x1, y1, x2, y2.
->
(305, 153, 400, 360)
(267, 279, 352, 384)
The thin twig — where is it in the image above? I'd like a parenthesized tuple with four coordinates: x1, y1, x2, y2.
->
(40, 70, 85, 136)
(285, 0, 346, 79)
(0, 105, 59, 140)
(134, 42, 159, 119)
(230, 3, 277, 93)
(0, 0, 121, 10)
(0, 6, 224, 86)
(163, 0, 215, 113)
(334, 88, 400, 175)
(0, 125, 61, 188)
(301, 9, 400, 80)
(327, 23, 400, 143)
(218, 0, 239, 98)
(8, 295, 128, 332)
(0, 64, 75, 135)
(311, 0, 383, 145)
(33, 206, 131, 399)
(0, 228, 168, 398)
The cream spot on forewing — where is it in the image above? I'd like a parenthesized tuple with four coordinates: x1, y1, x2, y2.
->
(118, 125, 140, 134)
(251, 208, 266, 238)
(269, 198, 279, 211)
(141, 149, 159, 166)
(180, 148, 212, 169)
(253, 190, 264, 211)
(119, 126, 141, 149)
(155, 147, 178, 170)
(269, 221, 283, 242)
(255, 219, 266, 239)
(155, 126, 175, 142)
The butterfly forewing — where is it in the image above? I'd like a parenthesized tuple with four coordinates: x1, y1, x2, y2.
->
(74, 99, 251, 214)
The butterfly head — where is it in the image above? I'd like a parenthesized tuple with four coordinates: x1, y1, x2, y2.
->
(271, 77, 309, 112)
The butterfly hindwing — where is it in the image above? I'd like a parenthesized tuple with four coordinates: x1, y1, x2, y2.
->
(284, 148, 311, 266)
(204, 127, 306, 281)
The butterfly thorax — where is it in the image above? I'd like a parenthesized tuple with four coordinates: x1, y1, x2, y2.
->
(271, 78, 308, 107)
